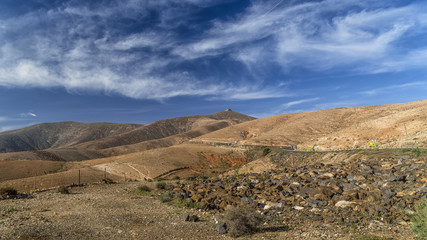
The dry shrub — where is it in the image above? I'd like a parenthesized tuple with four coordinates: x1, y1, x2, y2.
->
(0, 187, 18, 197)
(58, 186, 69, 194)
(155, 182, 166, 189)
(225, 207, 264, 237)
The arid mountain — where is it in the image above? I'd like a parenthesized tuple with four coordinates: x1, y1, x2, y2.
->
(0, 122, 142, 153)
(1, 101, 426, 192)
(0, 110, 255, 157)
(0, 110, 255, 183)
(73, 110, 255, 151)
(194, 99, 427, 150)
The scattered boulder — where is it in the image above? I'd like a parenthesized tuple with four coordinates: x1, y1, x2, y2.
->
(216, 222, 228, 234)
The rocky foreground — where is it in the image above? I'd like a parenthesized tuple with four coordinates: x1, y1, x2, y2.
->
(162, 155, 427, 236)
(1, 150, 426, 239)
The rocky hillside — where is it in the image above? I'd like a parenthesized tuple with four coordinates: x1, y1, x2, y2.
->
(158, 149, 426, 238)
(195, 100, 427, 150)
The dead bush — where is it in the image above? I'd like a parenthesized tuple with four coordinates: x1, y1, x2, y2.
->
(224, 207, 264, 237)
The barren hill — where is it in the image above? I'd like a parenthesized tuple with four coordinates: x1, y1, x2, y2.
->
(73, 110, 255, 151)
(194, 100, 427, 150)
(0, 122, 142, 153)
(0, 110, 255, 155)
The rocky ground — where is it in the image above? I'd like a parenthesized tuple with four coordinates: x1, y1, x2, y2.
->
(160, 155, 427, 239)
(1, 151, 425, 239)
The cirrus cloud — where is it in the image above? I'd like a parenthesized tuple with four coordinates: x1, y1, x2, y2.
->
(0, 0, 426, 102)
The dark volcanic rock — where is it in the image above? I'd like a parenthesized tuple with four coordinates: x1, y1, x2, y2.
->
(162, 158, 427, 230)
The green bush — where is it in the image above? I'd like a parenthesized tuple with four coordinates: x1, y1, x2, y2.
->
(414, 148, 421, 157)
(155, 182, 167, 190)
(224, 207, 264, 237)
(262, 147, 271, 156)
(4, 207, 17, 214)
(411, 201, 427, 238)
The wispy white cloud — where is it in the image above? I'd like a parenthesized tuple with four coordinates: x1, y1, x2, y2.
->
(19, 112, 37, 118)
(282, 98, 320, 109)
(0, 0, 426, 101)
(251, 97, 321, 118)
(0, 114, 37, 132)
(175, 0, 427, 74)
(0, 117, 9, 122)
(360, 81, 427, 96)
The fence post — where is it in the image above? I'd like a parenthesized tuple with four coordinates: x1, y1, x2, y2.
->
(104, 168, 107, 179)
(78, 170, 81, 185)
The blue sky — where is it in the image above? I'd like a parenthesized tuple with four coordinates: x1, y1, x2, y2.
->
(1, 0, 427, 132)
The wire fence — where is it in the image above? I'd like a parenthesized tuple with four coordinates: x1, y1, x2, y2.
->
(0, 145, 424, 193)
(0, 166, 127, 193)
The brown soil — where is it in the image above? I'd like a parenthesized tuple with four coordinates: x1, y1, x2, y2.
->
(0, 181, 414, 240)
(0, 160, 67, 182)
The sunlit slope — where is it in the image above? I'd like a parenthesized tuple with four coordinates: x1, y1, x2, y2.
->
(195, 100, 427, 150)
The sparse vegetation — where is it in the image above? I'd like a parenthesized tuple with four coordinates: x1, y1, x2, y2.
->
(0, 187, 18, 197)
(137, 185, 151, 192)
(155, 182, 167, 190)
(172, 175, 180, 180)
(4, 207, 17, 214)
(414, 148, 421, 157)
(172, 199, 202, 209)
(411, 201, 427, 238)
(57, 186, 70, 194)
(197, 175, 208, 180)
(224, 207, 264, 237)
(158, 193, 173, 203)
(262, 147, 271, 156)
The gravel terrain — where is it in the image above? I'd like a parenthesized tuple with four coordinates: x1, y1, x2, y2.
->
(0, 179, 417, 240)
